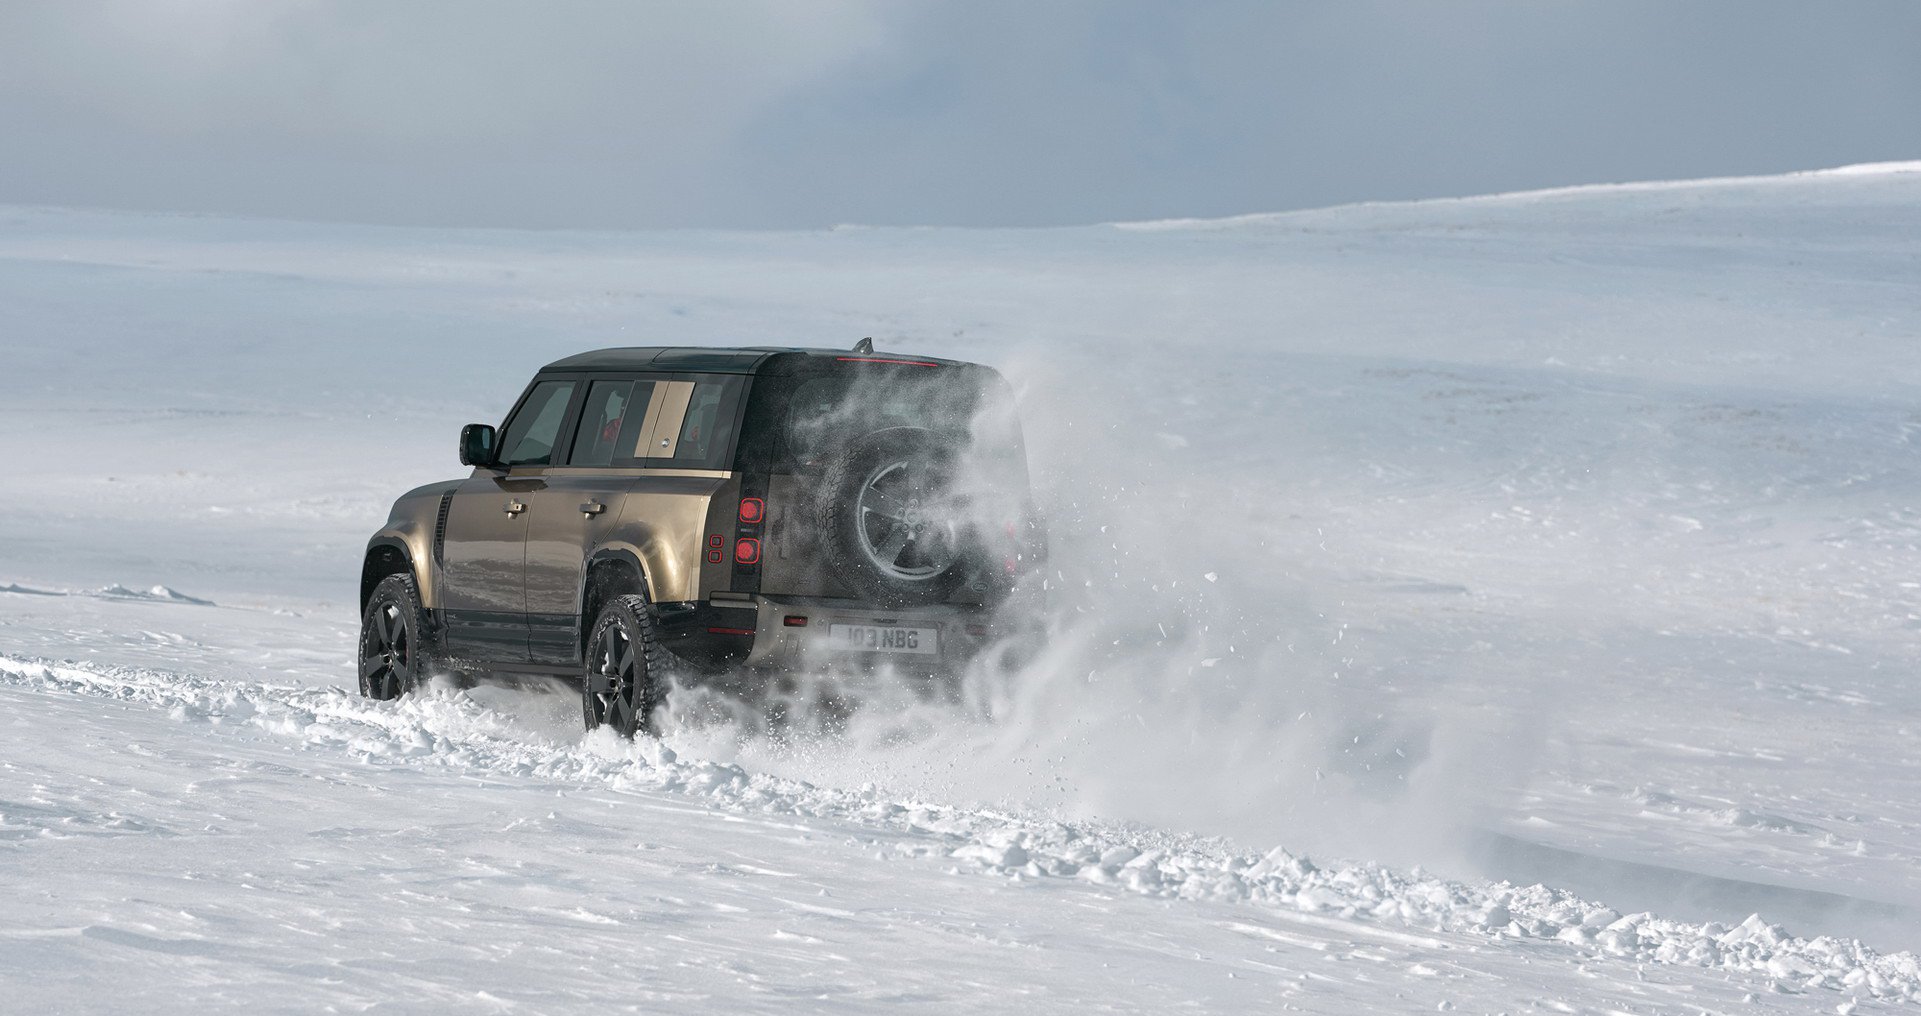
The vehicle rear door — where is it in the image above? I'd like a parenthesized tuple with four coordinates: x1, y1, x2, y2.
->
(522, 376, 653, 664)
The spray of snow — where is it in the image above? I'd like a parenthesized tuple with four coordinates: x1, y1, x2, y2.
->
(7, 654, 1916, 1004)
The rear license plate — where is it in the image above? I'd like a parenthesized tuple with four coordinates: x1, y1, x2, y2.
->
(828, 623, 938, 655)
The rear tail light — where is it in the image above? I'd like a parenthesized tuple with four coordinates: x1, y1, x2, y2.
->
(734, 538, 760, 565)
(738, 497, 764, 524)
(783, 615, 809, 627)
(706, 626, 754, 636)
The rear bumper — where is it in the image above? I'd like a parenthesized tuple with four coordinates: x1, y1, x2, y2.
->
(659, 594, 997, 670)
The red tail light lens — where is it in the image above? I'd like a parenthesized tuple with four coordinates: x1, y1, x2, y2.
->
(738, 497, 764, 524)
(734, 538, 760, 565)
(783, 615, 809, 627)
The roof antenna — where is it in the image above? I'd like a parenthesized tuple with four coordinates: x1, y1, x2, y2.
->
(852, 337, 874, 355)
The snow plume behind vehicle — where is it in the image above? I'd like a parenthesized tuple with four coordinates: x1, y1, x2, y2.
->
(666, 347, 1533, 879)
(754, 359, 1038, 609)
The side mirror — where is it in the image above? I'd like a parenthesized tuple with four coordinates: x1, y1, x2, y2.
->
(459, 423, 498, 467)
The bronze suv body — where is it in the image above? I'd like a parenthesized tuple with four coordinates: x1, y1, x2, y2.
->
(360, 345, 1041, 701)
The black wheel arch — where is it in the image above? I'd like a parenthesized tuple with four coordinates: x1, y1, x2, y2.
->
(360, 538, 418, 615)
(580, 548, 650, 657)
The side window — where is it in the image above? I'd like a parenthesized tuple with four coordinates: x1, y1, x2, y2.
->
(633, 375, 744, 468)
(568, 380, 654, 467)
(497, 380, 577, 467)
(672, 380, 734, 463)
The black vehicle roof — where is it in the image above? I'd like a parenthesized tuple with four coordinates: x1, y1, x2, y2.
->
(540, 345, 979, 374)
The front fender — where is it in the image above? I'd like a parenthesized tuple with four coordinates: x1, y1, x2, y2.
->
(363, 480, 461, 611)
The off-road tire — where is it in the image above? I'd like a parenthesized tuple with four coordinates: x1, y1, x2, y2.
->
(358, 573, 439, 700)
(582, 593, 669, 738)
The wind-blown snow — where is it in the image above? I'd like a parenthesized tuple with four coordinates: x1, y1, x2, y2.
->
(4, 164, 1921, 1011)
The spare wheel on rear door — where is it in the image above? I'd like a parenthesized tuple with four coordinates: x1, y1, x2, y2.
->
(817, 427, 981, 606)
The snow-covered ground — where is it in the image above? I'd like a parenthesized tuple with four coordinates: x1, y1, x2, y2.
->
(4, 163, 1921, 1012)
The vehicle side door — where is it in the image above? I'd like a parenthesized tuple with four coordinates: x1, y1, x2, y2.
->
(439, 377, 582, 663)
(523, 375, 655, 664)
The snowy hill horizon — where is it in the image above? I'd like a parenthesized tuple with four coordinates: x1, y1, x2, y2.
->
(4, 161, 1921, 1012)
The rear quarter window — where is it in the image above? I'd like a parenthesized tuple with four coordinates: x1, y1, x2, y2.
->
(607, 374, 745, 470)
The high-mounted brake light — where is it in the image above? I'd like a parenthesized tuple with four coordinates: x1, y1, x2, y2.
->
(734, 538, 760, 565)
(835, 356, 939, 367)
(738, 497, 764, 524)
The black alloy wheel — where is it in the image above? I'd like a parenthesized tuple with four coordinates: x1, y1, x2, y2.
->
(359, 573, 431, 700)
(582, 593, 665, 738)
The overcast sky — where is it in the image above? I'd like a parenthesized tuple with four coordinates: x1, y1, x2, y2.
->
(2, 1, 1918, 229)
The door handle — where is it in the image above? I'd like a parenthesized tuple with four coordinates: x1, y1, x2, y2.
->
(579, 501, 606, 517)
(504, 499, 527, 516)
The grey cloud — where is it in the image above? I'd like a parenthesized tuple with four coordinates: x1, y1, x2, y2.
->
(0, 1, 1916, 228)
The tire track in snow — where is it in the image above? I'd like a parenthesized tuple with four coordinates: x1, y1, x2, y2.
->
(3, 654, 1917, 1005)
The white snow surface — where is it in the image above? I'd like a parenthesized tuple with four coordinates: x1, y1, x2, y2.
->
(5, 163, 1921, 1012)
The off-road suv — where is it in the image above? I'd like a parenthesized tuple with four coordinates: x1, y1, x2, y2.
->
(358, 343, 1042, 736)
